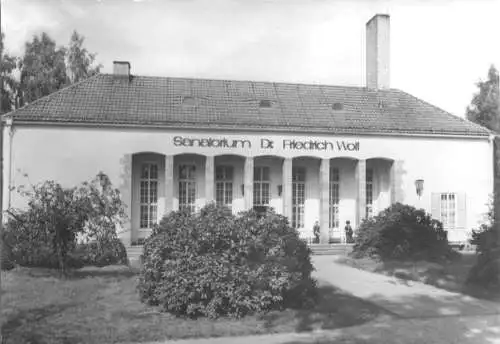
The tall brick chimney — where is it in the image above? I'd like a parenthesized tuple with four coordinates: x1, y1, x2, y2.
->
(113, 61, 131, 79)
(366, 14, 390, 89)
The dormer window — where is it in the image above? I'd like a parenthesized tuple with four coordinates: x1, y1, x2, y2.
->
(332, 102, 343, 110)
(182, 96, 197, 106)
(259, 99, 272, 108)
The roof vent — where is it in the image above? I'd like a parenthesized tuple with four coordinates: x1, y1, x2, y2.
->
(332, 102, 343, 110)
(259, 99, 272, 108)
(182, 96, 197, 106)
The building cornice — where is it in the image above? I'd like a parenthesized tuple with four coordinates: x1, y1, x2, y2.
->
(6, 119, 491, 140)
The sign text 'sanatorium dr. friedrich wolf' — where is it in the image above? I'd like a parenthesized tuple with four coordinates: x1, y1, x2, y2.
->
(173, 136, 360, 152)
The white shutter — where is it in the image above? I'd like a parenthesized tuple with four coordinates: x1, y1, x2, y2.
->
(430, 192, 441, 220)
(456, 193, 467, 230)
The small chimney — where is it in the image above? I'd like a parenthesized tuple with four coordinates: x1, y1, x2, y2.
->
(113, 61, 131, 79)
(366, 14, 390, 89)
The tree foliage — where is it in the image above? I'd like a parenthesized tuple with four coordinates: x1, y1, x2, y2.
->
(466, 65, 500, 132)
(467, 197, 500, 289)
(352, 203, 458, 262)
(3, 172, 127, 274)
(76, 172, 127, 258)
(1, 30, 101, 109)
(66, 30, 102, 84)
(0, 33, 19, 114)
(14, 180, 88, 274)
(18, 32, 68, 106)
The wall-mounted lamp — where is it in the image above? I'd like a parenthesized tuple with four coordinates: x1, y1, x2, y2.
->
(415, 179, 424, 198)
(241, 184, 245, 196)
(277, 185, 283, 196)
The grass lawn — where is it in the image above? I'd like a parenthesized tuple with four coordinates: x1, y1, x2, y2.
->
(336, 252, 500, 302)
(1, 265, 389, 344)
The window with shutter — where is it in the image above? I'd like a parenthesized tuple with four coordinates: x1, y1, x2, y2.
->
(456, 193, 467, 229)
(430, 192, 467, 241)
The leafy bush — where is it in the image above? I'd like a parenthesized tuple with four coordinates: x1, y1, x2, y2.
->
(352, 203, 457, 262)
(1, 230, 15, 271)
(138, 204, 317, 319)
(5, 172, 127, 273)
(467, 198, 500, 288)
(75, 238, 128, 267)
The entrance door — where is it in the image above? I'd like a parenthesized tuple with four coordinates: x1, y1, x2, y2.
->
(292, 167, 305, 229)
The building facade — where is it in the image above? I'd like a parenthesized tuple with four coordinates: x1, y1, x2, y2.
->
(1, 14, 494, 245)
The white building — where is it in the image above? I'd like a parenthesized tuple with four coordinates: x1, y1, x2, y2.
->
(2, 14, 493, 245)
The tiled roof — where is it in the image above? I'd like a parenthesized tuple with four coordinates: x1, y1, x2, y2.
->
(7, 73, 490, 137)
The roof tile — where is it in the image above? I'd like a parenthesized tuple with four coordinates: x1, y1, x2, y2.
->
(7, 74, 490, 137)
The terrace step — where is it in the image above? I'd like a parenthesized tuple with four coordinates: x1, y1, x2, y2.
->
(309, 244, 354, 256)
(126, 243, 355, 265)
(126, 246, 144, 267)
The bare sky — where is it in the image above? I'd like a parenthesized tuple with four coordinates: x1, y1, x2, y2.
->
(2, 0, 499, 118)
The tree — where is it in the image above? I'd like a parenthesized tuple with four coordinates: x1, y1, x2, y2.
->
(18, 32, 67, 106)
(15, 180, 89, 275)
(0, 33, 19, 114)
(6, 172, 127, 273)
(466, 65, 500, 132)
(66, 30, 101, 84)
(75, 172, 127, 257)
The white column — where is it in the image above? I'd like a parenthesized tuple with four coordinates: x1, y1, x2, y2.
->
(121, 153, 133, 246)
(390, 160, 402, 204)
(319, 158, 330, 244)
(165, 155, 174, 213)
(356, 159, 367, 228)
(244, 157, 254, 209)
(282, 158, 293, 220)
(205, 156, 215, 204)
(2, 118, 12, 212)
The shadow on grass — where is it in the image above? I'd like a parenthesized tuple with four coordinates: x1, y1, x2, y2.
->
(259, 284, 391, 333)
(10, 264, 140, 280)
(2, 303, 78, 343)
(68, 265, 138, 279)
(336, 253, 500, 303)
(279, 289, 500, 344)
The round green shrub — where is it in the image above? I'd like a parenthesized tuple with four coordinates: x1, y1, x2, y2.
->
(138, 204, 318, 319)
(467, 225, 500, 288)
(352, 203, 457, 262)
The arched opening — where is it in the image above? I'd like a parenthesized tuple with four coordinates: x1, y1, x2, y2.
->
(131, 152, 166, 243)
(290, 156, 321, 241)
(366, 157, 395, 218)
(253, 155, 285, 216)
(173, 153, 207, 214)
(328, 157, 359, 243)
(214, 154, 246, 214)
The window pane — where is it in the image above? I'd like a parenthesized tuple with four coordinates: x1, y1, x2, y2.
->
(253, 184, 260, 205)
(253, 167, 261, 181)
(262, 183, 270, 204)
(179, 166, 187, 179)
(262, 167, 270, 181)
(366, 169, 373, 182)
(215, 166, 224, 180)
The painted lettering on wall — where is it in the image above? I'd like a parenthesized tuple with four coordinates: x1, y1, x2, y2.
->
(173, 136, 360, 152)
(173, 136, 252, 149)
(281, 139, 360, 151)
